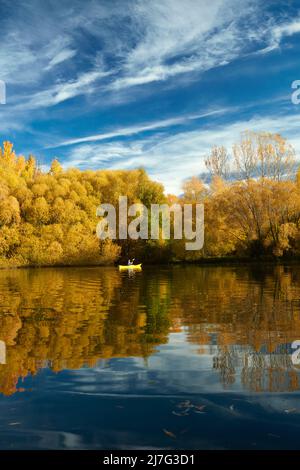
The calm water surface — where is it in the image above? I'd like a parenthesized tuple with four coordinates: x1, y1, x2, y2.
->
(0, 265, 300, 449)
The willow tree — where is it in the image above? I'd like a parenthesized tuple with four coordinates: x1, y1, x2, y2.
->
(233, 131, 295, 181)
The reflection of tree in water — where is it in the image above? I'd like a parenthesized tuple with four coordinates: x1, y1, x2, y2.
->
(1, 264, 300, 395)
(168, 265, 300, 392)
(213, 347, 238, 387)
(241, 351, 299, 392)
(213, 345, 299, 392)
(0, 267, 172, 395)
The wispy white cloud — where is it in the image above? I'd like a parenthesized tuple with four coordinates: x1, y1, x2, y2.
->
(1, 0, 300, 183)
(16, 70, 110, 109)
(107, 0, 300, 91)
(49, 108, 228, 148)
(271, 18, 300, 45)
(109, 0, 247, 89)
(0, 0, 116, 108)
(45, 48, 77, 71)
(0, 0, 299, 119)
(63, 110, 300, 194)
(64, 141, 145, 168)
(0, 24, 76, 84)
(257, 17, 300, 54)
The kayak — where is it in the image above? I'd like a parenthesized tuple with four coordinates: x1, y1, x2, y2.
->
(119, 263, 142, 271)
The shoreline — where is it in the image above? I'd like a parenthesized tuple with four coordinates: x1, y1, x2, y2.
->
(1, 256, 300, 270)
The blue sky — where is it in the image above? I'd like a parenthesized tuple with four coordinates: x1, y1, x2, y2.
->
(1, 0, 300, 193)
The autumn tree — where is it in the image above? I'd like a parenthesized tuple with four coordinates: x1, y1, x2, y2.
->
(205, 145, 229, 179)
(182, 176, 206, 202)
(233, 131, 295, 181)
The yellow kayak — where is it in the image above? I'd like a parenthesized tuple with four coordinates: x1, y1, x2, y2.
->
(119, 263, 142, 271)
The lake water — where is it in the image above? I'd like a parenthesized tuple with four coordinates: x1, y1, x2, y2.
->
(0, 264, 300, 449)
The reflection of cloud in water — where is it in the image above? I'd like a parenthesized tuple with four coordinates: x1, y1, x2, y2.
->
(65, 332, 300, 397)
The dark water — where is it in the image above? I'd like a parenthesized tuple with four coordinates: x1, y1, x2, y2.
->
(1, 265, 300, 449)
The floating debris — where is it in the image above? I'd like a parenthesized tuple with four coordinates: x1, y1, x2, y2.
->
(163, 429, 176, 439)
(284, 408, 297, 414)
(177, 400, 193, 409)
(194, 405, 206, 412)
(172, 411, 189, 417)
(174, 401, 207, 416)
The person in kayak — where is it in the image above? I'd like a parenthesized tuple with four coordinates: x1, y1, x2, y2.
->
(127, 258, 135, 265)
